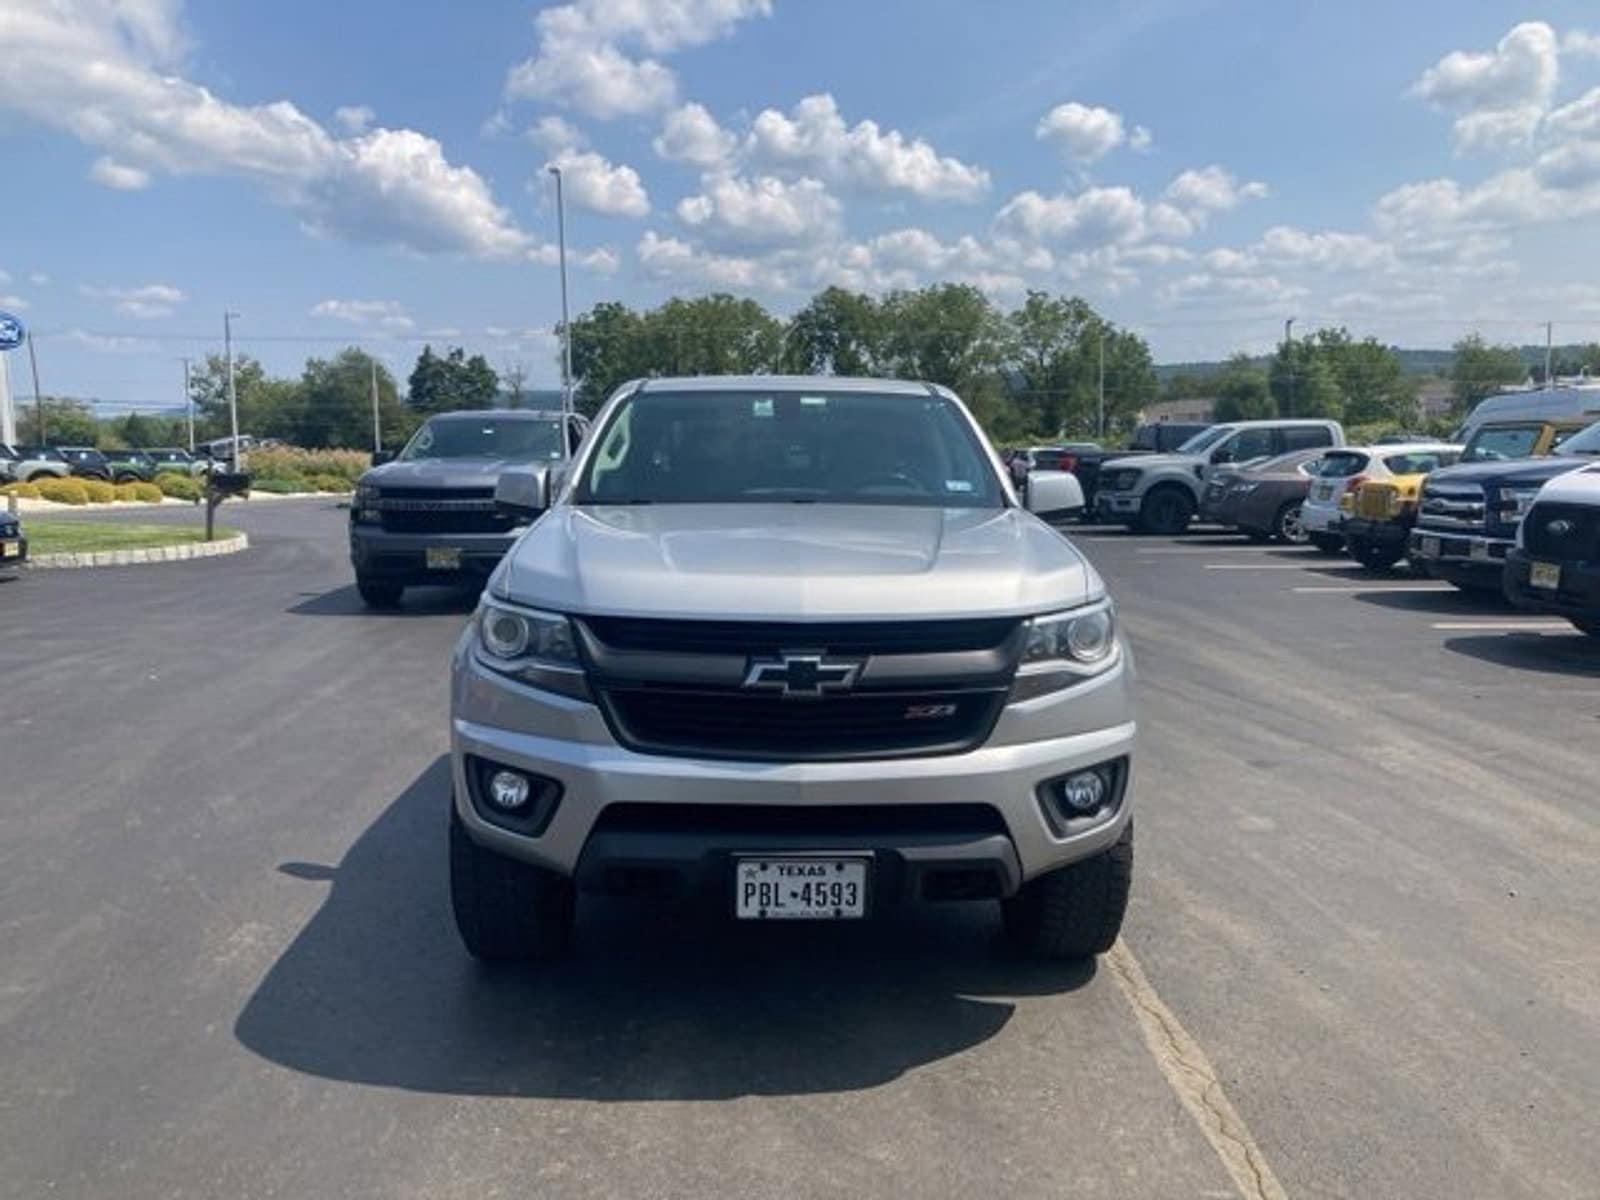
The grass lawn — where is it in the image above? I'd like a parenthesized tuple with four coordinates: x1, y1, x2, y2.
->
(24, 520, 237, 555)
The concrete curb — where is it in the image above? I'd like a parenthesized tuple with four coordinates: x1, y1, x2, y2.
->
(25, 532, 250, 570)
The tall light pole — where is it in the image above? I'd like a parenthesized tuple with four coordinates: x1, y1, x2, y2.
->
(548, 164, 574, 459)
(182, 357, 194, 452)
(1283, 316, 1297, 418)
(27, 332, 44, 444)
(1545, 320, 1554, 387)
(1097, 324, 1107, 441)
(224, 311, 242, 470)
(370, 354, 382, 453)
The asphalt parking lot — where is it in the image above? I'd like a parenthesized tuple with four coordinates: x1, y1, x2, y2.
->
(3, 498, 1598, 1199)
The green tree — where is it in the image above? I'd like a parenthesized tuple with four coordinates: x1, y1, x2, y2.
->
(879, 284, 1005, 396)
(568, 301, 651, 414)
(641, 295, 784, 378)
(186, 353, 299, 442)
(1292, 355, 1344, 419)
(1003, 291, 1096, 436)
(407, 345, 500, 416)
(782, 287, 886, 376)
(17, 397, 98, 445)
(295, 349, 410, 449)
(1212, 355, 1275, 421)
(1312, 330, 1416, 425)
(1450, 334, 1526, 415)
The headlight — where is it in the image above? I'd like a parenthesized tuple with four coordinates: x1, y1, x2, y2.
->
(476, 600, 578, 667)
(1230, 481, 1260, 493)
(354, 482, 381, 523)
(1020, 599, 1117, 675)
(1494, 486, 1540, 521)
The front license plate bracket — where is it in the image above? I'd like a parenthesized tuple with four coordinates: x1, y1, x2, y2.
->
(425, 546, 462, 570)
(734, 855, 871, 920)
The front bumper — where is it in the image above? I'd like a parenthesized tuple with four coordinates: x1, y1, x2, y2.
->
(1094, 490, 1142, 521)
(1343, 517, 1411, 548)
(349, 523, 521, 584)
(1299, 501, 1343, 534)
(1504, 549, 1600, 618)
(449, 633, 1137, 900)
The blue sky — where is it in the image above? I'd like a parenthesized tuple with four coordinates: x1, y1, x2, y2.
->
(4, 1, 1600, 413)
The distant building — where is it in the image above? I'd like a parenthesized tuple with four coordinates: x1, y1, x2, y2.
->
(1140, 398, 1215, 423)
(1416, 379, 1455, 421)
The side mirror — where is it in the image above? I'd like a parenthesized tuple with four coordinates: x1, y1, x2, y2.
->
(495, 465, 550, 520)
(1024, 470, 1085, 517)
(370, 450, 394, 467)
(1211, 447, 1235, 465)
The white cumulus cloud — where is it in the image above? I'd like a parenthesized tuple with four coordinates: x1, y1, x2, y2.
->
(995, 186, 1149, 247)
(529, 116, 651, 217)
(1163, 166, 1269, 215)
(653, 102, 737, 168)
(82, 282, 185, 318)
(310, 299, 415, 330)
(505, 0, 771, 119)
(676, 173, 840, 248)
(1035, 102, 1127, 163)
(1412, 22, 1560, 153)
(334, 105, 374, 134)
(747, 93, 989, 201)
(89, 156, 151, 190)
(637, 230, 765, 288)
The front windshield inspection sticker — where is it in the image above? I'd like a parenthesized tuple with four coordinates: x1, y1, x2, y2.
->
(945, 480, 974, 492)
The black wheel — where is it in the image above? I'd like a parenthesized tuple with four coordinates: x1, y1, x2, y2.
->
(1309, 533, 1343, 554)
(450, 806, 574, 961)
(1349, 538, 1403, 570)
(1136, 488, 1195, 535)
(1002, 823, 1132, 960)
(1571, 618, 1600, 638)
(1274, 502, 1308, 544)
(355, 574, 404, 609)
(114, 472, 138, 484)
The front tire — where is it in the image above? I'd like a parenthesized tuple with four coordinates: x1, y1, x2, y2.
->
(449, 807, 575, 962)
(1310, 533, 1343, 554)
(1136, 488, 1195, 536)
(1349, 538, 1404, 570)
(355, 574, 404, 609)
(1002, 824, 1133, 960)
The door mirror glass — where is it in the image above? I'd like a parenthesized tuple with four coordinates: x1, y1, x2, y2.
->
(370, 449, 394, 467)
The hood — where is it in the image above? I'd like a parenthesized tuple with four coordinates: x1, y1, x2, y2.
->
(497, 504, 1098, 621)
(363, 457, 549, 490)
(1536, 463, 1600, 503)
(1100, 452, 1199, 473)
(1425, 456, 1596, 489)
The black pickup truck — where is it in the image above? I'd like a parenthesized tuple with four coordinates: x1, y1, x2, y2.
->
(1062, 422, 1212, 515)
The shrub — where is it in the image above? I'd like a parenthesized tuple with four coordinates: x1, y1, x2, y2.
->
(35, 477, 90, 505)
(129, 482, 164, 503)
(2, 482, 42, 499)
(80, 479, 117, 503)
(308, 473, 352, 493)
(113, 482, 140, 501)
(247, 447, 369, 487)
(155, 472, 203, 501)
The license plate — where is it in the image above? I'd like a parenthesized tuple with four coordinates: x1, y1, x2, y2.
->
(0, 540, 16, 559)
(1469, 541, 1492, 562)
(1317, 484, 1334, 500)
(1530, 561, 1561, 590)
(1420, 535, 1441, 557)
(735, 856, 868, 920)
(424, 546, 462, 570)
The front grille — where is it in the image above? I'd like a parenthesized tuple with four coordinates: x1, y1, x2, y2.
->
(600, 687, 1006, 762)
(1523, 502, 1600, 561)
(582, 616, 1018, 656)
(1419, 486, 1486, 532)
(376, 487, 516, 534)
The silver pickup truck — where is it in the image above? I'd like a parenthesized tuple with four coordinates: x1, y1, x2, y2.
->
(448, 376, 1136, 964)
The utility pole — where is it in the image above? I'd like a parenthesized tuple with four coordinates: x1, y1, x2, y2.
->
(548, 164, 574, 459)
(1097, 325, 1106, 441)
(370, 354, 382, 452)
(1283, 317, 1297, 418)
(27, 332, 44, 445)
(182, 357, 194, 452)
(1545, 321, 1554, 387)
(224, 311, 242, 471)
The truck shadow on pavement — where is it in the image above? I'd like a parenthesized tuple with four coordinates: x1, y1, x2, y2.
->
(288, 583, 481, 617)
(1443, 632, 1600, 677)
(235, 757, 1092, 1099)
(1354, 587, 1515, 616)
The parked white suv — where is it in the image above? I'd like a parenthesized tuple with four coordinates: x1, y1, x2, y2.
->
(1095, 420, 1345, 534)
(1300, 441, 1463, 553)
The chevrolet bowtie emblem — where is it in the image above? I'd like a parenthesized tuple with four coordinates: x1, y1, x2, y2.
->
(743, 652, 861, 698)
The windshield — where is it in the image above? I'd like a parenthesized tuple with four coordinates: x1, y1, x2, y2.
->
(1177, 426, 1231, 454)
(576, 390, 1003, 508)
(1382, 450, 1458, 473)
(1555, 420, 1600, 456)
(1461, 424, 1542, 463)
(399, 415, 564, 462)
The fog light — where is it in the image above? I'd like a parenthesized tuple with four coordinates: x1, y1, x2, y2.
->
(487, 770, 531, 810)
(1058, 770, 1107, 814)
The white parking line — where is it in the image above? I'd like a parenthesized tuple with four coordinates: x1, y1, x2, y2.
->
(1203, 564, 1312, 570)
(1140, 546, 1295, 554)
(1430, 620, 1573, 631)
(1108, 940, 1289, 1200)
(1293, 584, 1452, 593)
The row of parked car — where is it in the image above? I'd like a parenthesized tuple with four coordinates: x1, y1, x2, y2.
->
(1035, 386, 1600, 638)
(0, 444, 213, 484)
